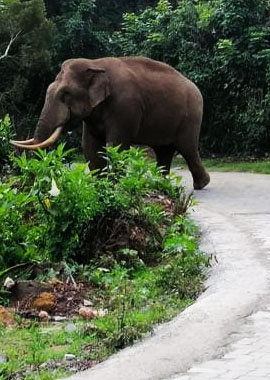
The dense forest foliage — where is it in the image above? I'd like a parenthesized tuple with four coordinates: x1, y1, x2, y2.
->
(1, 0, 270, 155)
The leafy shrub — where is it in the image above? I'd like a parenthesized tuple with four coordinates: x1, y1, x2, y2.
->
(159, 216, 209, 298)
(0, 145, 188, 269)
(0, 115, 14, 174)
(0, 181, 36, 268)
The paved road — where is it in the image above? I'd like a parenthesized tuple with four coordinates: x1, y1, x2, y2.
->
(64, 171, 270, 380)
(166, 171, 270, 380)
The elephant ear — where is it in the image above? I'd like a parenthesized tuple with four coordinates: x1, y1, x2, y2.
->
(87, 67, 111, 108)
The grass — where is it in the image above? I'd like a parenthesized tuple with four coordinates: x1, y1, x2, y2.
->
(1, 301, 183, 379)
(0, 219, 208, 380)
(0, 323, 70, 379)
(0, 268, 197, 379)
(172, 156, 270, 174)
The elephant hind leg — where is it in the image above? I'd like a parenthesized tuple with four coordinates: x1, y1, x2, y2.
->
(176, 144, 210, 189)
(182, 150, 210, 189)
(153, 145, 175, 174)
(175, 126, 210, 189)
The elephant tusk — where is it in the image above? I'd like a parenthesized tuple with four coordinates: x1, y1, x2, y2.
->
(11, 138, 35, 145)
(11, 126, 63, 150)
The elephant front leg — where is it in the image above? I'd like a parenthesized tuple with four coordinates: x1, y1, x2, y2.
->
(82, 125, 106, 171)
(153, 145, 176, 174)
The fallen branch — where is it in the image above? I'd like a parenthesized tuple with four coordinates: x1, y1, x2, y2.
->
(0, 30, 21, 61)
(0, 262, 35, 280)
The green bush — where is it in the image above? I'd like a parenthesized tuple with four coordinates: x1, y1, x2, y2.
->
(0, 145, 187, 269)
(0, 115, 14, 173)
(0, 181, 36, 268)
(159, 216, 209, 298)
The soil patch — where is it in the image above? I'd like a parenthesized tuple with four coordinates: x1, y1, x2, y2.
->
(9, 280, 91, 319)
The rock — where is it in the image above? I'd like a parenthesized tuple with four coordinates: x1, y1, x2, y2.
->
(0, 306, 16, 327)
(10, 281, 52, 303)
(32, 292, 56, 311)
(39, 310, 50, 322)
(83, 299, 93, 306)
(65, 323, 77, 333)
(64, 354, 76, 361)
(0, 354, 8, 364)
(78, 307, 96, 320)
(3, 277, 15, 289)
(78, 307, 107, 319)
(52, 316, 67, 322)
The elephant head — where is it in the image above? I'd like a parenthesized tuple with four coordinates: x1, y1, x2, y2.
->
(12, 59, 111, 150)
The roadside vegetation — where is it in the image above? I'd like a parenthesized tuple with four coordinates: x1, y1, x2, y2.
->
(173, 156, 270, 175)
(0, 119, 209, 380)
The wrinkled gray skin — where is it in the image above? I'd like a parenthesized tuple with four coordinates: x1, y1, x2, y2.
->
(32, 56, 210, 189)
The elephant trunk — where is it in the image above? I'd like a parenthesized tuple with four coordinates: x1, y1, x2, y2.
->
(33, 118, 55, 143)
(11, 83, 70, 150)
(11, 120, 63, 150)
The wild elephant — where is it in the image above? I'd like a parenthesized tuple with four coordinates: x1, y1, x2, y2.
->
(12, 57, 210, 189)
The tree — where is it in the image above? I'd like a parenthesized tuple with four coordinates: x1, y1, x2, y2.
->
(113, 0, 270, 155)
(0, 31, 21, 61)
(0, 0, 55, 138)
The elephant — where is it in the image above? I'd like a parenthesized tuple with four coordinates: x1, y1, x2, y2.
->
(12, 56, 210, 189)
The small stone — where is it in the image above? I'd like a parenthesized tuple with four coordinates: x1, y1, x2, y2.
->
(65, 323, 77, 333)
(39, 310, 50, 322)
(78, 307, 96, 320)
(64, 354, 76, 361)
(0, 354, 8, 364)
(3, 277, 15, 289)
(83, 299, 93, 306)
(52, 316, 67, 322)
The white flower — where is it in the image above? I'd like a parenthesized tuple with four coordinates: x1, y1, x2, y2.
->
(49, 178, 60, 197)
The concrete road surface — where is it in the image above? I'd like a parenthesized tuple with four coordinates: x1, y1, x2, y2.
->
(63, 171, 270, 380)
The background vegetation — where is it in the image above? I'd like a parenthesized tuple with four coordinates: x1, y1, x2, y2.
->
(0, 0, 270, 158)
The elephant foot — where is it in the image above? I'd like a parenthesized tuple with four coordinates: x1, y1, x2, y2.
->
(193, 172, 210, 190)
